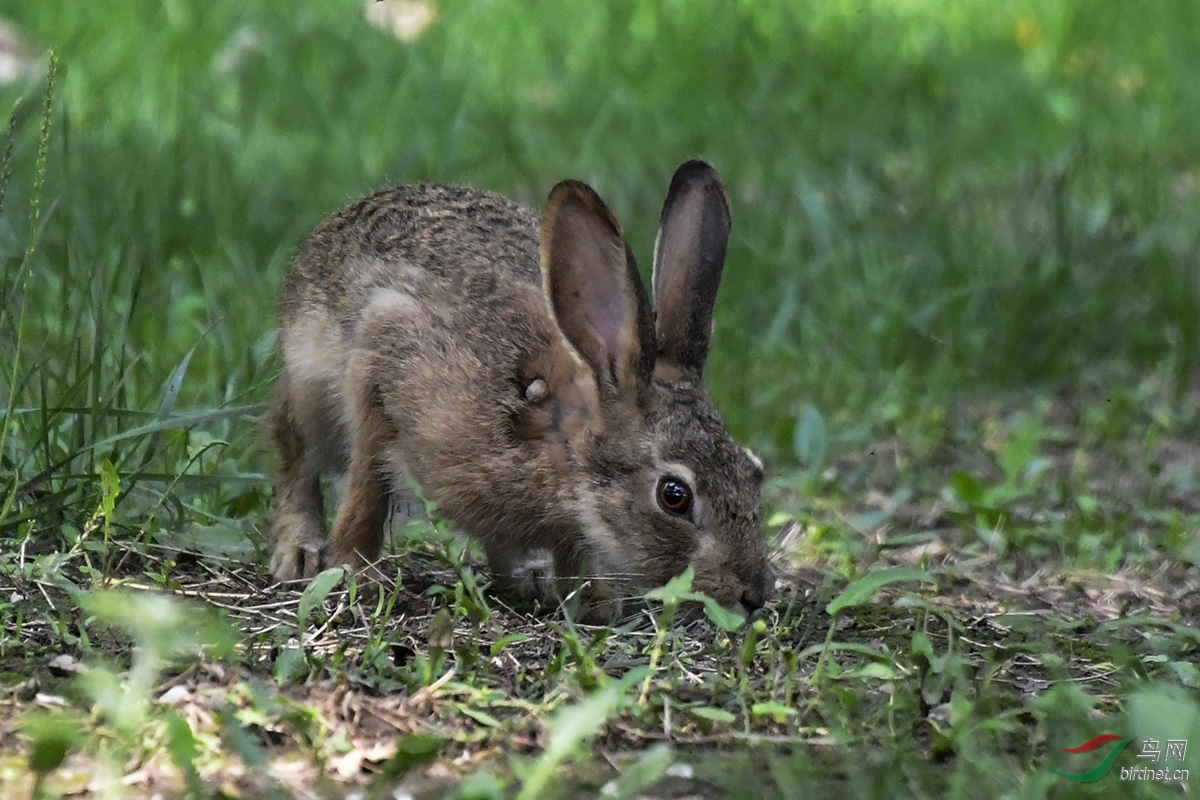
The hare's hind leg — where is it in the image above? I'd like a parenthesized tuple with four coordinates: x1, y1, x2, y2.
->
(324, 359, 392, 571)
(267, 372, 332, 580)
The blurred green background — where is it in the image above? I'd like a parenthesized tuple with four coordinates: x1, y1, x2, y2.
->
(1, 0, 1197, 506)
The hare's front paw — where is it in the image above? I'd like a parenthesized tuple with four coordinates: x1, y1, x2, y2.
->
(269, 513, 327, 581)
(503, 551, 558, 601)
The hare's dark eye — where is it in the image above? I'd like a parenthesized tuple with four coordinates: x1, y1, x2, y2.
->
(656, 476, 693, 516)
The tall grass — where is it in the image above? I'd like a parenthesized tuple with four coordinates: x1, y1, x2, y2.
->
(1, 0, 1197, 539)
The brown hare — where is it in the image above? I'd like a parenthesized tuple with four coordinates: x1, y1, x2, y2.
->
(267, 160, 774, 615)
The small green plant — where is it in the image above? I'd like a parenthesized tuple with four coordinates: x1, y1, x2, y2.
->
(17, 589, 240, 795)
(511, 669, 650, 800)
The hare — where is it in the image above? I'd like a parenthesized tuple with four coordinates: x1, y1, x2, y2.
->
(267, 159, 774, 614)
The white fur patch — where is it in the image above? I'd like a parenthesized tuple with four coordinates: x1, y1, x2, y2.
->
(525, 378, 549, 403)
(576, 495, 626, 579)
(363, 287, 421, 325)
(281, 314, 353, 471)
(283, 315, 346, 388)
(741, 446, 763, 471)
(691, 531, 720, 563)
(659, 461, 697, 488)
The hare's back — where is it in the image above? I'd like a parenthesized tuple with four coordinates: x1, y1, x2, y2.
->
(281, 183, 544, 324)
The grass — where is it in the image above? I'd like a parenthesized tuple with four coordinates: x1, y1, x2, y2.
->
(1, 1, 1198, 797)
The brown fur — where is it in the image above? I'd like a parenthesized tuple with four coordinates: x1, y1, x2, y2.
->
(267, 162, 775, 613)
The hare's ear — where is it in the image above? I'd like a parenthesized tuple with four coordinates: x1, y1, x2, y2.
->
(651, 159, 732, 379)
(541, 180, 655, 395)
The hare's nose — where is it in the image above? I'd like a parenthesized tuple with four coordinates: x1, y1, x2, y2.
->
(740, 569, 777, 612)
(740, 583, 771, 612)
